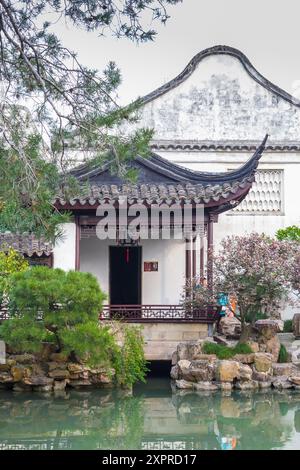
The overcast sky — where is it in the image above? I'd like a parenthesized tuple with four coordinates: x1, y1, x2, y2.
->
(54, 0, 300, 105)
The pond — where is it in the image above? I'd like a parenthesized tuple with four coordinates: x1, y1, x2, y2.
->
(0, 378, 300, 450)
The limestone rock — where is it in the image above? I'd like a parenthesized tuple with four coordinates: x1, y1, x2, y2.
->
(170, 365, 179, 380)
(292, 314, 300, 338)
(0, 372, 14, 383)
(177, 343, 190, 361)
(232, 354, 255, 364)
(23, 376, 53, 387)
(218, 382, 232, 391)
(49, 353, 69, 363)
(68, 379, 92, 388)
(272, 376, 294, 389)
(194, 381, 218, 391)
(254, 353, 273, 373)
(54, 379, 68, 391)
(48, 369, 70, 380)
(0, 363, 11, 372)
(255, 319, 281, 338)
(272, 363, 293, 376)
(171, 350, 178, 365)
(218, 316, 241, 339)
(175, 379, 194, 390)
(216, 360, 240, 382)
(189, 359, 215, 382)
(10, 354, 36, 364)
(11, 365, 32, 382)
(247, 341, 260, 353)
(193, 354, 217, 361)
(239, 364, 253, 381)
(289, 375, 300, 386)
(265, 335, 281, 362)
(252, 370, 272, 382)
(48, 361, 67, 371)
(235, 380, 259, 390)
(67, 363, 85, 374)
(258, 381, 272, 389)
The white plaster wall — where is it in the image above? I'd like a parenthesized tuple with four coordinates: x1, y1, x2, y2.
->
(124, 54, 300, 141)
(141, 239, 185, 305)
(79, 237, 186, 305)
(53, 223, 76, 270)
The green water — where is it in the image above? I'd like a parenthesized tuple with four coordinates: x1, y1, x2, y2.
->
(0, 379, 300, 450)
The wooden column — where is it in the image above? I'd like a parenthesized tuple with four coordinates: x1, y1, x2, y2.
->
(192, 235, 197, 278)
(185, 237, 191, 283)
(75, 215, 80, 271)
(200, 236, 204, 280)
(207, 216, 214, 288)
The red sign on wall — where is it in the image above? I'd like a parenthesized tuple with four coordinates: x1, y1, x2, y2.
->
(144, 261, 158, 272)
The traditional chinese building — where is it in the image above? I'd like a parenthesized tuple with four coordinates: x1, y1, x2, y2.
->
(2, 44, 300, 330)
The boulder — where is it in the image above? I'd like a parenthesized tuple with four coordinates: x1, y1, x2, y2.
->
(175, 379, 194, 390)
(186, 341, 203, 360)
(218, 316, 241, 339)
(289, 376, 300, 386)
(188, 359, 216, 382)
(177, 359, 192, 378)
(49, 352, 69, 363)
(48, 369, 70, 380)
(265, 335, 281, 362)
(170, 365, 179, 380)
(235, 380, 259, 390)
(272, 376, 294, 389)
(258, 381, 272, 389)
(216, 360, 240, 382)
(48, 362, 67, 371)
(0, 363, 11, 372)
(254, 353, 273, 373)
(54, 379, 68, 391)
(0, 372, 14, 383)
(10, 353, 36, 364)
(171, 350, 178, 365)
(68, 379, 92, 388)
(239, 364, 253, 381)
(194, 381, 218, 391)
(292, 314, 300, 338)
(218, 382, 232, 391)
(252, 370, 272, 382)
(11, 365, 30, 382)
(23, 376, 53, 387)
(247, 341, 260, 353)
(255, 319, 281, 338)
(272, 363, 293, 377)
(232, 354, 255, 364)
(67, 363, 86, 374)
(177, 343, 190, 361)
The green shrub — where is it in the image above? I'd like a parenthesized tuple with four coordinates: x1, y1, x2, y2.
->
(283, 320, 293, 333)
(278, 344, 289, 363)
(113, 326, 149, 387)
(0, 266, 148, 385)
(0, 267, 106, 355)
(202, 341, 253, 359)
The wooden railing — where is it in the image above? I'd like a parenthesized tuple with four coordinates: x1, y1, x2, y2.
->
(0, 305, 220, 323)
(100, 304, 220, 323)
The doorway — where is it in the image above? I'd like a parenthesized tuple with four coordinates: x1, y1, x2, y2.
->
(109, 246, 142, 305)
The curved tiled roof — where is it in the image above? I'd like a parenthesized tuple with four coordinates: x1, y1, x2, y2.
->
(56, 136, 267, 207)
(0, 233, 52, 256)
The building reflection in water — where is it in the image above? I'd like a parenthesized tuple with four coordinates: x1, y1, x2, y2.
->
(0, 379, 299, 450)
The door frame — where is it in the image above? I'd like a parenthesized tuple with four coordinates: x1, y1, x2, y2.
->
(108, 245, 142, 305)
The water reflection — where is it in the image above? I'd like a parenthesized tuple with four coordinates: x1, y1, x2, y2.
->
(0, 379, 299, 450)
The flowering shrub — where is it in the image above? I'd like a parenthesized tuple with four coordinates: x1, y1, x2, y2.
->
(182, 233, 300, 340)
